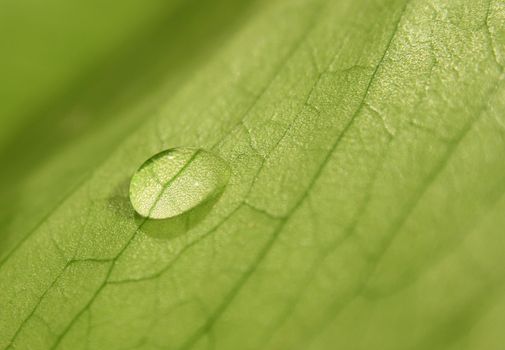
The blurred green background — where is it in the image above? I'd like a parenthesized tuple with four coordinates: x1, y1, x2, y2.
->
(0, 0, 255, 185)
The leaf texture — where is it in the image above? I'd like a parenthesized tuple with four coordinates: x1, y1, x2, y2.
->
(1, 0, 505, 349)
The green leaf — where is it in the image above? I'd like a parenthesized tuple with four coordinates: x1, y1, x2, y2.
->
(1, 0, 504, 349)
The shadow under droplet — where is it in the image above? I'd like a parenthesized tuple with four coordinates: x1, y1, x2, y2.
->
(135, 191, 222, 240)
(106, 177, 137, 218)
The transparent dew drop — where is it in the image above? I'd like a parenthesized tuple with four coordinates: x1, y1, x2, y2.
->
(129, 148, 230, 220)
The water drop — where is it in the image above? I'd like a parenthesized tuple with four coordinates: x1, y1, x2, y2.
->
(129, 148, 230, 221)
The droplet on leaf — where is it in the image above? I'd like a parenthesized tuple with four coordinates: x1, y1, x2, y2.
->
(129, 148, 230, 219)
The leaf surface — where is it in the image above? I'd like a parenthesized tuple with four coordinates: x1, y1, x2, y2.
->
(1, 0, 505, 349)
